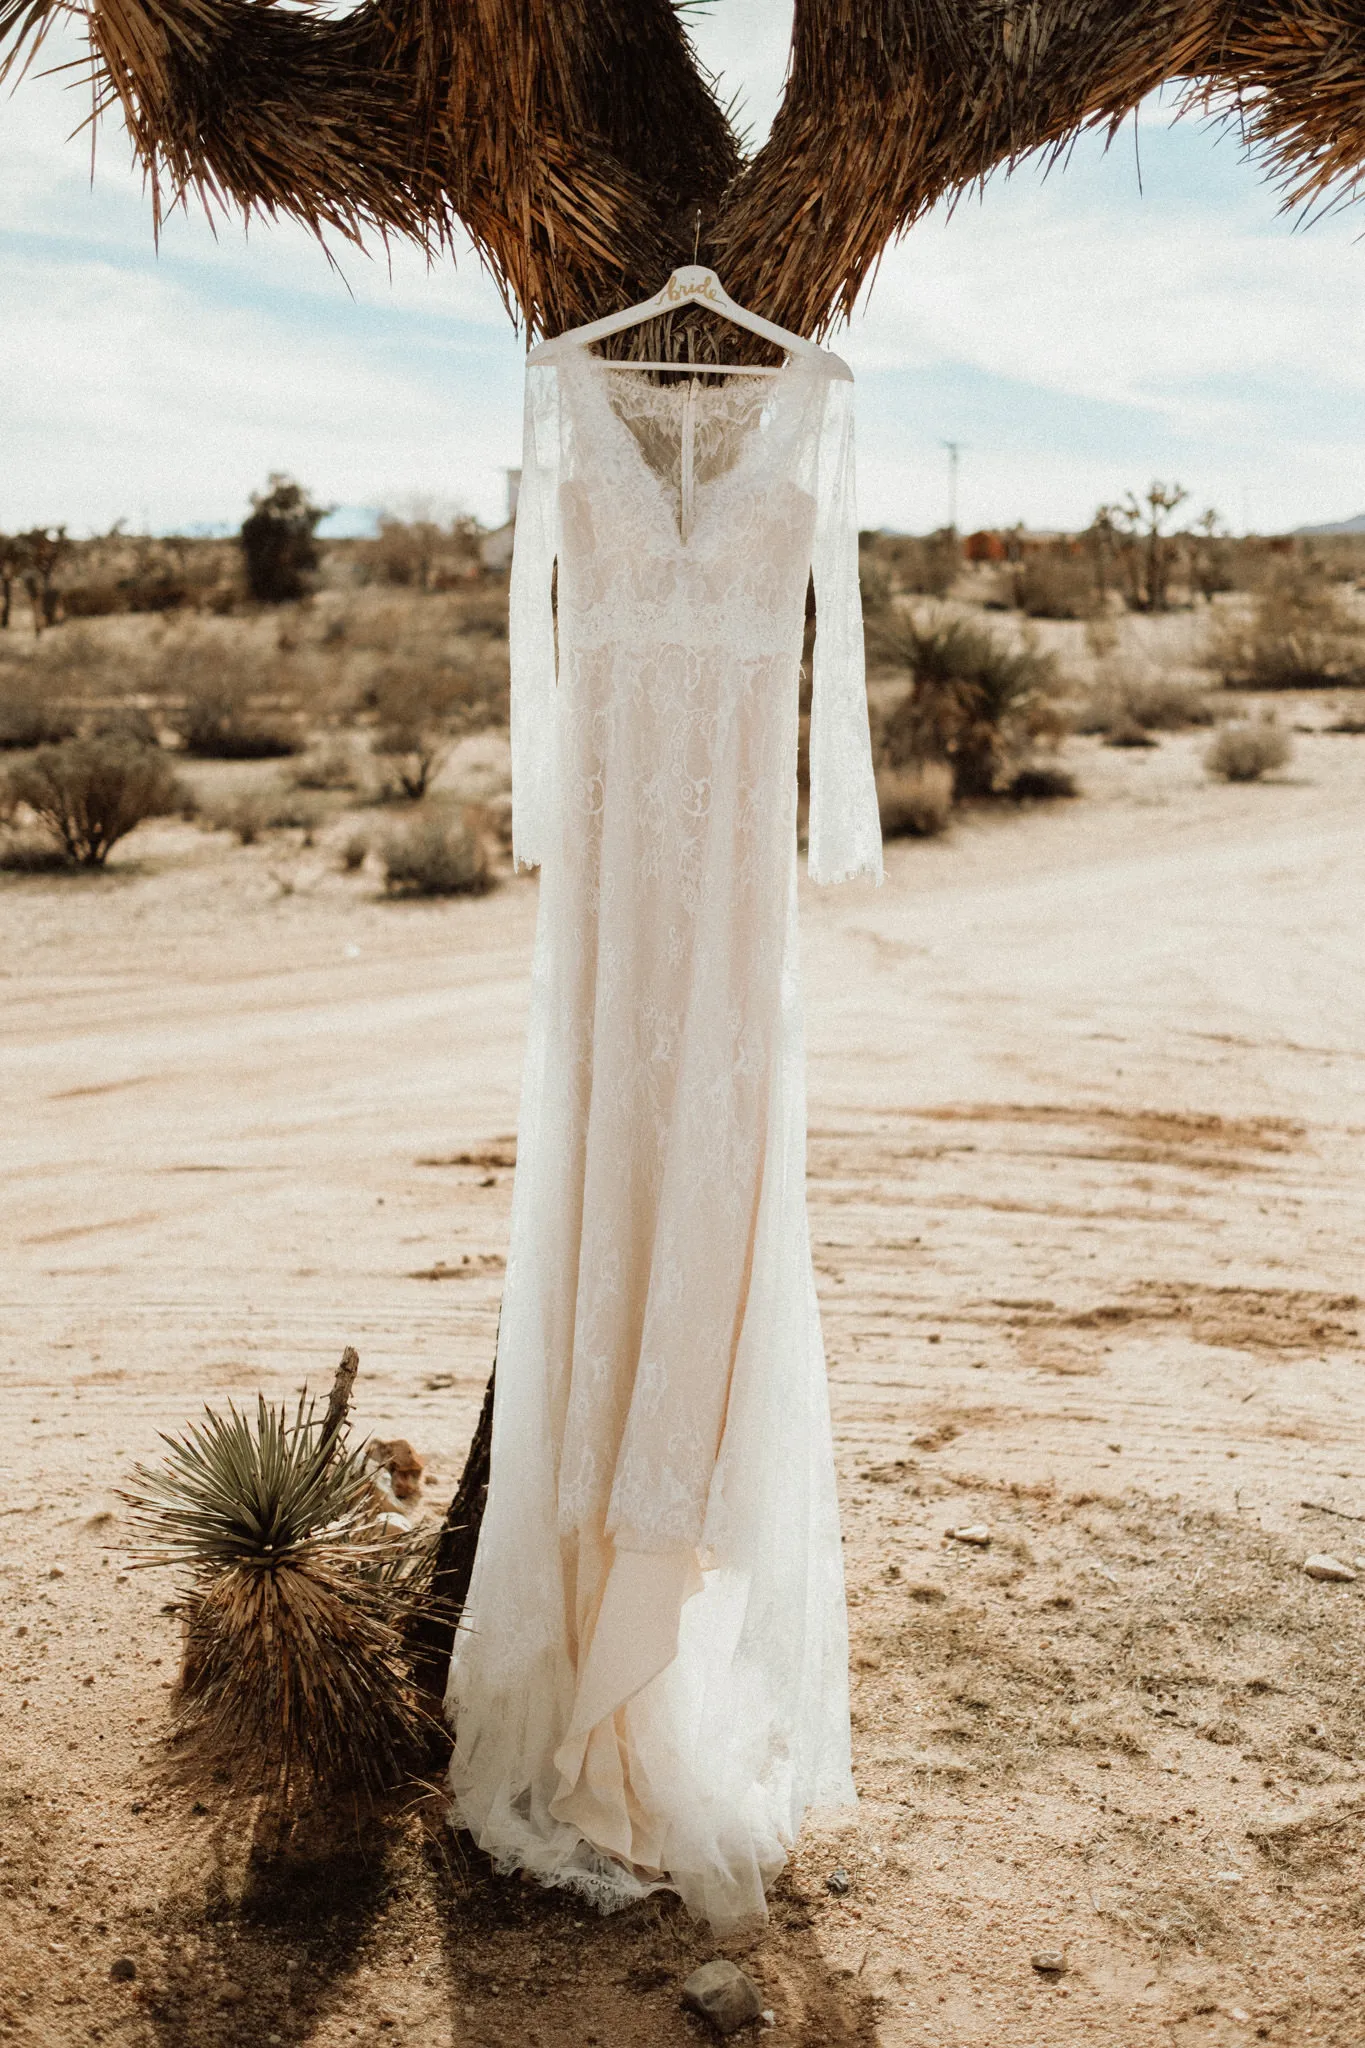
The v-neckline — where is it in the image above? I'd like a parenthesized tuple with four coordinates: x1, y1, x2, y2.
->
(561, 344, 817, 551)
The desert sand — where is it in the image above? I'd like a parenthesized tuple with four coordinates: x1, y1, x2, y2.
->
(3, 707, 1365, 2046)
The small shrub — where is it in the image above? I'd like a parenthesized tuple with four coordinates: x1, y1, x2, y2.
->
(861, 530, 960, 602)
(381, 810, 491, 896)
(1078, 668, 1218, 737)
(169, 677, 301, 760)
(1204, 719, 1293, 783)
(0, 680, 78, 750)
(338, 830, 370, 873)
(1008, 765, 1079, 801)
(85, 702, 162, 748)
(0, 831, 74, 874)
(5, 737, 183, 866)
(1011, 553, 1097, 620)
(875, 761, 954, 838)
(1213, 565, 1365, 690)
(367, 654, 504, 800)
(447, 582, 510, 637)
(1119, 675, 1218, 730)
(203, 786, 321, 845)
(1326, 697, 1365, 735)
(1104, 717, 1160, 750)
(291, 739, 361, 790)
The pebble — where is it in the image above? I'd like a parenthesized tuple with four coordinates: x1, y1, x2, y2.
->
(945, 1525, 991, 1548)
(825, 1868, 851, 1895)
(48, 1566, 65, 1580)
(1031, 1953, 1067, 1977)
(217, 1982, 247, 2006)
(109, 1958, 137, 1983)
(1303, 1553, 1356, 1583)
(681, 1960, 764, 2036)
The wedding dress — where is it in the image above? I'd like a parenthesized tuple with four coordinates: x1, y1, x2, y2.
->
(445, 335, 883, 1933)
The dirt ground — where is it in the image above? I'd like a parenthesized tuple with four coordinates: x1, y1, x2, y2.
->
(4, 704, 1365, 2047)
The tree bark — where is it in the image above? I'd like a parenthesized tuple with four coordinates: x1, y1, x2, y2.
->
(409, 1338, 497, 1702)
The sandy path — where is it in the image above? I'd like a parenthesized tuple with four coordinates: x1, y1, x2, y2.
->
(3, 719, 1365, 2046)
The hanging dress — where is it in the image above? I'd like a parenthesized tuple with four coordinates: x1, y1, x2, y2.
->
(445, 339, 883, 1934)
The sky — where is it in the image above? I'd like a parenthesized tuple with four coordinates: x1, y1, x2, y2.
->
(1, 0, 1363, 537)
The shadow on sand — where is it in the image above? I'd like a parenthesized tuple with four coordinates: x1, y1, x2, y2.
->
(142, 1804, 878, 2048)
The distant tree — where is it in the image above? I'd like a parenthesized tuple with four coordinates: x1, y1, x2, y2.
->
(1188, 507, 1233, 602)
(1100, 483, 1191, 612)
(0, 534, 21, 630)
(4, 528, 71, 634)
(239, 475, 330, 603)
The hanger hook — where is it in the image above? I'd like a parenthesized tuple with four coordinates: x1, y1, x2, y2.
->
(693, 208, 701, 264)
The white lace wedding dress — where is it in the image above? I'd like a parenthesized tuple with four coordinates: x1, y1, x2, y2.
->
(445, 338, 883, 1933)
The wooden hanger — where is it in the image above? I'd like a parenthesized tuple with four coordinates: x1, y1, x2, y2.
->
(529, 266, 850, 381)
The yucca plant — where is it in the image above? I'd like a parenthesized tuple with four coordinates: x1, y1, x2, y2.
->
(870, 609, 1060, 800)
(122, 1352, 437, 1806)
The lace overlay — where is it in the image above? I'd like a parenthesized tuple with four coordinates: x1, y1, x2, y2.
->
(447, 341, 881, 1933)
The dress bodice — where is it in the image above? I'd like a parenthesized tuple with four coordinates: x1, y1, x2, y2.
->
(509, 342, 883, 890)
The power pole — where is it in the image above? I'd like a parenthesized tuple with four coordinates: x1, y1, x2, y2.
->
(942, 441, 963, 534)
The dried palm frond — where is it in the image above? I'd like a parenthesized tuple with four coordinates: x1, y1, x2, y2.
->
(122, 1368, 437, 1805)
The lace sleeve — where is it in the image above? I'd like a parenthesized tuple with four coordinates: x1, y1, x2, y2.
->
(808, 374, 884, 887)
(509, 362, 561, 871)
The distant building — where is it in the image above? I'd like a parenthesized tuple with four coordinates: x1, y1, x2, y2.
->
(964, 526, 1075, 564)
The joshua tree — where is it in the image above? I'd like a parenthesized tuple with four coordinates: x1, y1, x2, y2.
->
(10, 526, 70, 633)
(1106, 483, 1191, 612)
(6, 0, 1365, 1678)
